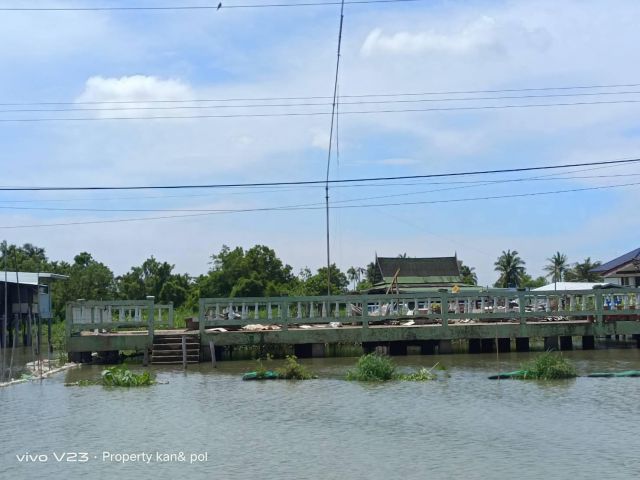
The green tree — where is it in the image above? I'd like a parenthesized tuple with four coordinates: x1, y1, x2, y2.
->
(565, 257, 603, 282)
(50, 252, 116, 318)
(494, 250, 526, 288)
(0, 241, 49, 272)
(300, 264, 348, 296)
(544, 251, 569, 283)
(459, 263, 478, 285)
(196, 245, 295, 298)
(116, 256, 191, 307)
(520, 273, 547, 289)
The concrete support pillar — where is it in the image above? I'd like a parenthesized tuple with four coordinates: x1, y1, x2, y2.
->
(438, 339, 453, 354)
(362, 342, 376, 354)
(374, 345, 389, 356)
(469, 338, 482, 354)
(143, 349, 149, 366)
(515, 337, 530, 352)
(389, 342, 408, 356)
(97, 350, 120, 364)
(481, 338, 495, 353)
(582, 335, 595, 350)
(497, 338, 511, 353)
(544, 336, 559, 351)
(294, 343, 313, 358)
(311, 343, 326, 358)
(68, 351, 82, 363)
(420, 340, 436, 355)
(559, 336, 573, 351)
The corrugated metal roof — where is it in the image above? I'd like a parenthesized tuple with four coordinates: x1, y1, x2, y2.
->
(591, 248, 640, 274)
(0, 271, 68, 286)
(532, 282, 613, 291)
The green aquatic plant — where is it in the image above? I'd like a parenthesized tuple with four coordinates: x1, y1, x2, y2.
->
(276, 355, 314, 380)
(346, 353, 397, 381)
(397, 367, 437, 381)
(347, 354, 444, 382)
(101, 365, 155, 387)
(521, 352, 577, 380)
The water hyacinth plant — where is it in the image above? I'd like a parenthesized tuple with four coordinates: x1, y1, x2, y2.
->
(276, 355, 315, 380)
(346, 353, 442, 382)
(101, 365, 155, 387)
(521, 352, 577, 380)
(346, 353, 397, 381)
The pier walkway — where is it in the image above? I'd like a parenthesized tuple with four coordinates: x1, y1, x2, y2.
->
(66, 289, 640, 362)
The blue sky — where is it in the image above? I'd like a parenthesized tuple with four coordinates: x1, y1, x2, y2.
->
(1, 0, 639, 285)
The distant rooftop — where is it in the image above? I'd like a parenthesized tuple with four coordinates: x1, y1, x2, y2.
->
(591, 248, 640, 274)
(532, 282, 617, 292)
(376, 256, 461, 280)
(0, 272, 68, 286)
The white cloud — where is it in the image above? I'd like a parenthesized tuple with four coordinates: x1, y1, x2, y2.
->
(77, 75, 193, 104)
(360, 16, 550, 57)
(310, 129, 330, 150)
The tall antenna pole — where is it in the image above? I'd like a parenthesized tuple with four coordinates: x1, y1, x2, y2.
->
(325, 0, 345, 296)
(1, 243, 6, 382)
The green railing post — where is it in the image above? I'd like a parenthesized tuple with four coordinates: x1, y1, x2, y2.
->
(282, 300, 289, 331)
(146, 296, 155, 340)
(595, 291, 604, 325)
(65, 302, 73, 339)
(440, 292, 449, 328)
(198, 298, 206, 336)
(518, 293, 526, 325)
(169, 301, 174, 328)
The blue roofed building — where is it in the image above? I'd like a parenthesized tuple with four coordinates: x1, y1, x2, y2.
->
(591, 248, 640, 287)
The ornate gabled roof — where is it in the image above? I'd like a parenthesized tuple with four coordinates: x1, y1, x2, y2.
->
(376, 256, 461, 282)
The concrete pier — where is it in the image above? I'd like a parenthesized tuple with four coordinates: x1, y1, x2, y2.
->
(515, 337, 530, 352)
(311, 343, 326, 358)
(582, 335, 595, 350)
(294, 343, 313, 358)
(420, 340, 436, 355)
(497, 338, 511, 353)
(438, 340, 453, 354)
(544, 336, 559, 351)
(559, 336, 573, 351)
(481, 338, 494, 353)
(389, 342, 408, 356)
(469, 338, 481, 354)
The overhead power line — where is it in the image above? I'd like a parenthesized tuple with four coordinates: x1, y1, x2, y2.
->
(4, 89, 640, 114)
(0, 0, 421, 12)
(3, 98, 640, 122)
(0, 158, 638, 192)
(0, 164, 626, 204)
(3, 82, 639, 106)
(0, 180, 637, 229)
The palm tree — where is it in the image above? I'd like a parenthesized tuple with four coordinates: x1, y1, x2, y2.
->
(544, 252, 568, 283)
(346, 267, 358, 291)
(494, 250, 526, 288)
(460, 264, 478, 285)
(565, 258, 603, 282)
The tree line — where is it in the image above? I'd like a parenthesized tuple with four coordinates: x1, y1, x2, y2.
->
(0, 242, 604, 319)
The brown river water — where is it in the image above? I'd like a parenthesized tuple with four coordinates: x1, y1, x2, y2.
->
(1, 348, 639, 480)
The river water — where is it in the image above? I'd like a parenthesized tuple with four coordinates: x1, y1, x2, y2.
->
(1, 348, 639, 480)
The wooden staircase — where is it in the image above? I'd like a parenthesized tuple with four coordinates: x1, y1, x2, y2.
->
(151, 333, 200, 365)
